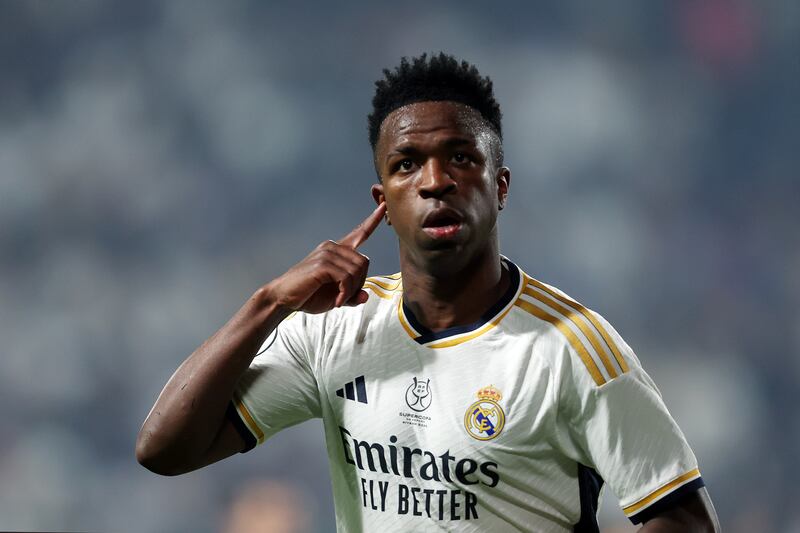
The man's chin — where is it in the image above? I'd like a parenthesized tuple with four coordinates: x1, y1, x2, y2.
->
(418, 237, 463, 252)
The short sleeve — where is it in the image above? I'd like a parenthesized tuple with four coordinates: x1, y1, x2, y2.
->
(557, 313, 704, 524)
(229, 312, 322, 451)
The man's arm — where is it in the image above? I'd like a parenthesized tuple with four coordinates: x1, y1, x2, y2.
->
(135, 287, 289, 475)
(135, 203, 386, 476)
(640, 488, 720, 532)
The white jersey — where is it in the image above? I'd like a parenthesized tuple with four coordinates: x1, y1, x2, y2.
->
(229, 257, 704, 532)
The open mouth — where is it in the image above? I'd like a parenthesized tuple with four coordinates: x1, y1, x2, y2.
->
(425, 215, 460, 227)
(422, 209, 464, 239)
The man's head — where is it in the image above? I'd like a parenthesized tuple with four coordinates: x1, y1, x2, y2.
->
(368, 52, 504, 174)
(368, 53, 511, 274)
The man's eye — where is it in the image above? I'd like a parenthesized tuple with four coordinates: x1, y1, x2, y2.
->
(399, 159, 414, 171)
(452, 153, 468, 164)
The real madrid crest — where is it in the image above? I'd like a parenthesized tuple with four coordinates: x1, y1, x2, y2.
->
(464, 385, 506, 441)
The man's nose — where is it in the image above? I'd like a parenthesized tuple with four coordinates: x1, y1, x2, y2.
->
(419, 159, 456, 199)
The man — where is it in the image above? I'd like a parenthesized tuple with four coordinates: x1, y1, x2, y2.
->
(137, 53, 720, 532)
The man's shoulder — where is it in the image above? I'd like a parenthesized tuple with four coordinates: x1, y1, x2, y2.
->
(511, 263, 634, 387)
(510, 260, 585, 313)
(362, 272, 403, 301)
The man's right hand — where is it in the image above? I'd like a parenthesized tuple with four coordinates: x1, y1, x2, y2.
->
(263, 202, 387, 315)
(136, 202, 388, 475)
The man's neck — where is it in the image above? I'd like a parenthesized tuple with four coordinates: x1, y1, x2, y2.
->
(399, 246, 510, 333)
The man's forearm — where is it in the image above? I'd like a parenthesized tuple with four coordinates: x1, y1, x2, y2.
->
(135, 286, 289, 474)
(640, 517, 716, 533)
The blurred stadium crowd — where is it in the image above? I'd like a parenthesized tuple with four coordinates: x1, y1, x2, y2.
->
(0, 1, 797, 531)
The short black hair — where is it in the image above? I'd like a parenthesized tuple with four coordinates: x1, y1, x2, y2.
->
(368, 53, 503, 153)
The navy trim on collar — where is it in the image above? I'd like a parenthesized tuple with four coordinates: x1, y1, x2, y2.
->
(402, 258, 521, 345)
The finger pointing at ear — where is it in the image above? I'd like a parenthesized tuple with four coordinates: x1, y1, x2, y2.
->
(339, 202, 387, 250)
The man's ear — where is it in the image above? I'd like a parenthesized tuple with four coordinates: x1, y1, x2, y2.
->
(371, 183, 391, 225)
(496, 166, 511, 211)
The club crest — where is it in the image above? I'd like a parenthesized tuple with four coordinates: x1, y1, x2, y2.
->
(464, 385, 505, 441)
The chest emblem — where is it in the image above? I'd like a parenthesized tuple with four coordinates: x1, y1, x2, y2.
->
(464, 385, 506, 441)
(405, 377, 432, 412)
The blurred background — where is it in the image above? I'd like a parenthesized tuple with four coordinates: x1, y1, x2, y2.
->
(0, 0, 797, 531)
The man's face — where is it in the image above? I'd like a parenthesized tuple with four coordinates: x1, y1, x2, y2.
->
(371, 101, 510, 270)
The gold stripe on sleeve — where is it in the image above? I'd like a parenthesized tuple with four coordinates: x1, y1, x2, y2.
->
(234, 395, 265, 444)
(365, 276, 402, 291)
(526, 277, 629, 374)
(622, 468, 702, 516)
(523, 285, 618, 380)
(515, 299, 606, 386)
(363, 281, 393, 299)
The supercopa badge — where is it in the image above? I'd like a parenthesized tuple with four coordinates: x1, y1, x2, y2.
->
(405, 377, 432, 412)
(464, 385, 505, 441)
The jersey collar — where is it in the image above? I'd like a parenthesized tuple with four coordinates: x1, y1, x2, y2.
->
(397, 257, 523, 349)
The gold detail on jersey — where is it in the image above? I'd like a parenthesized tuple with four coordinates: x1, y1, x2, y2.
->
(522, 285, 619, 379)
(397, 298, 420, 337)
(364, 274, 402, 300)
(365, 276, 402, 291)
(397, 296, 516, 349)
(476, 385, 502, 402)
(394, 259, 524, 349)
(464, 386, 506, 440)
(622, 468, 701, 516)
(515, 298, 606, 386)
(396, 259, 525, 349)
(398, 276, 523, 349)
(233, 394, 265, 444)
(425, 302, 517, 349)
(525, 276, 629, 374)
(363, 281, 393, 299)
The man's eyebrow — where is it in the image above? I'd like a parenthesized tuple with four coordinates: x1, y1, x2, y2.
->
(387, 145, 421, 157)
(383, 145, 419, 165)
(385, 137, 476, 161)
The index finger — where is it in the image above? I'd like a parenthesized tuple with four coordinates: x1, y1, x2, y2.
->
(339, 202, 387, 249)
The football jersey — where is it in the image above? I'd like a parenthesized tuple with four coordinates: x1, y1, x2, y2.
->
(228, 257, 704, 532)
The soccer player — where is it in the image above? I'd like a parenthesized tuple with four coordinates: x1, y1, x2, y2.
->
(137, 53, 720, 532)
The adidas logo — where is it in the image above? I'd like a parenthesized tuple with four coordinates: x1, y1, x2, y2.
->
(336, 375, 368, 404)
